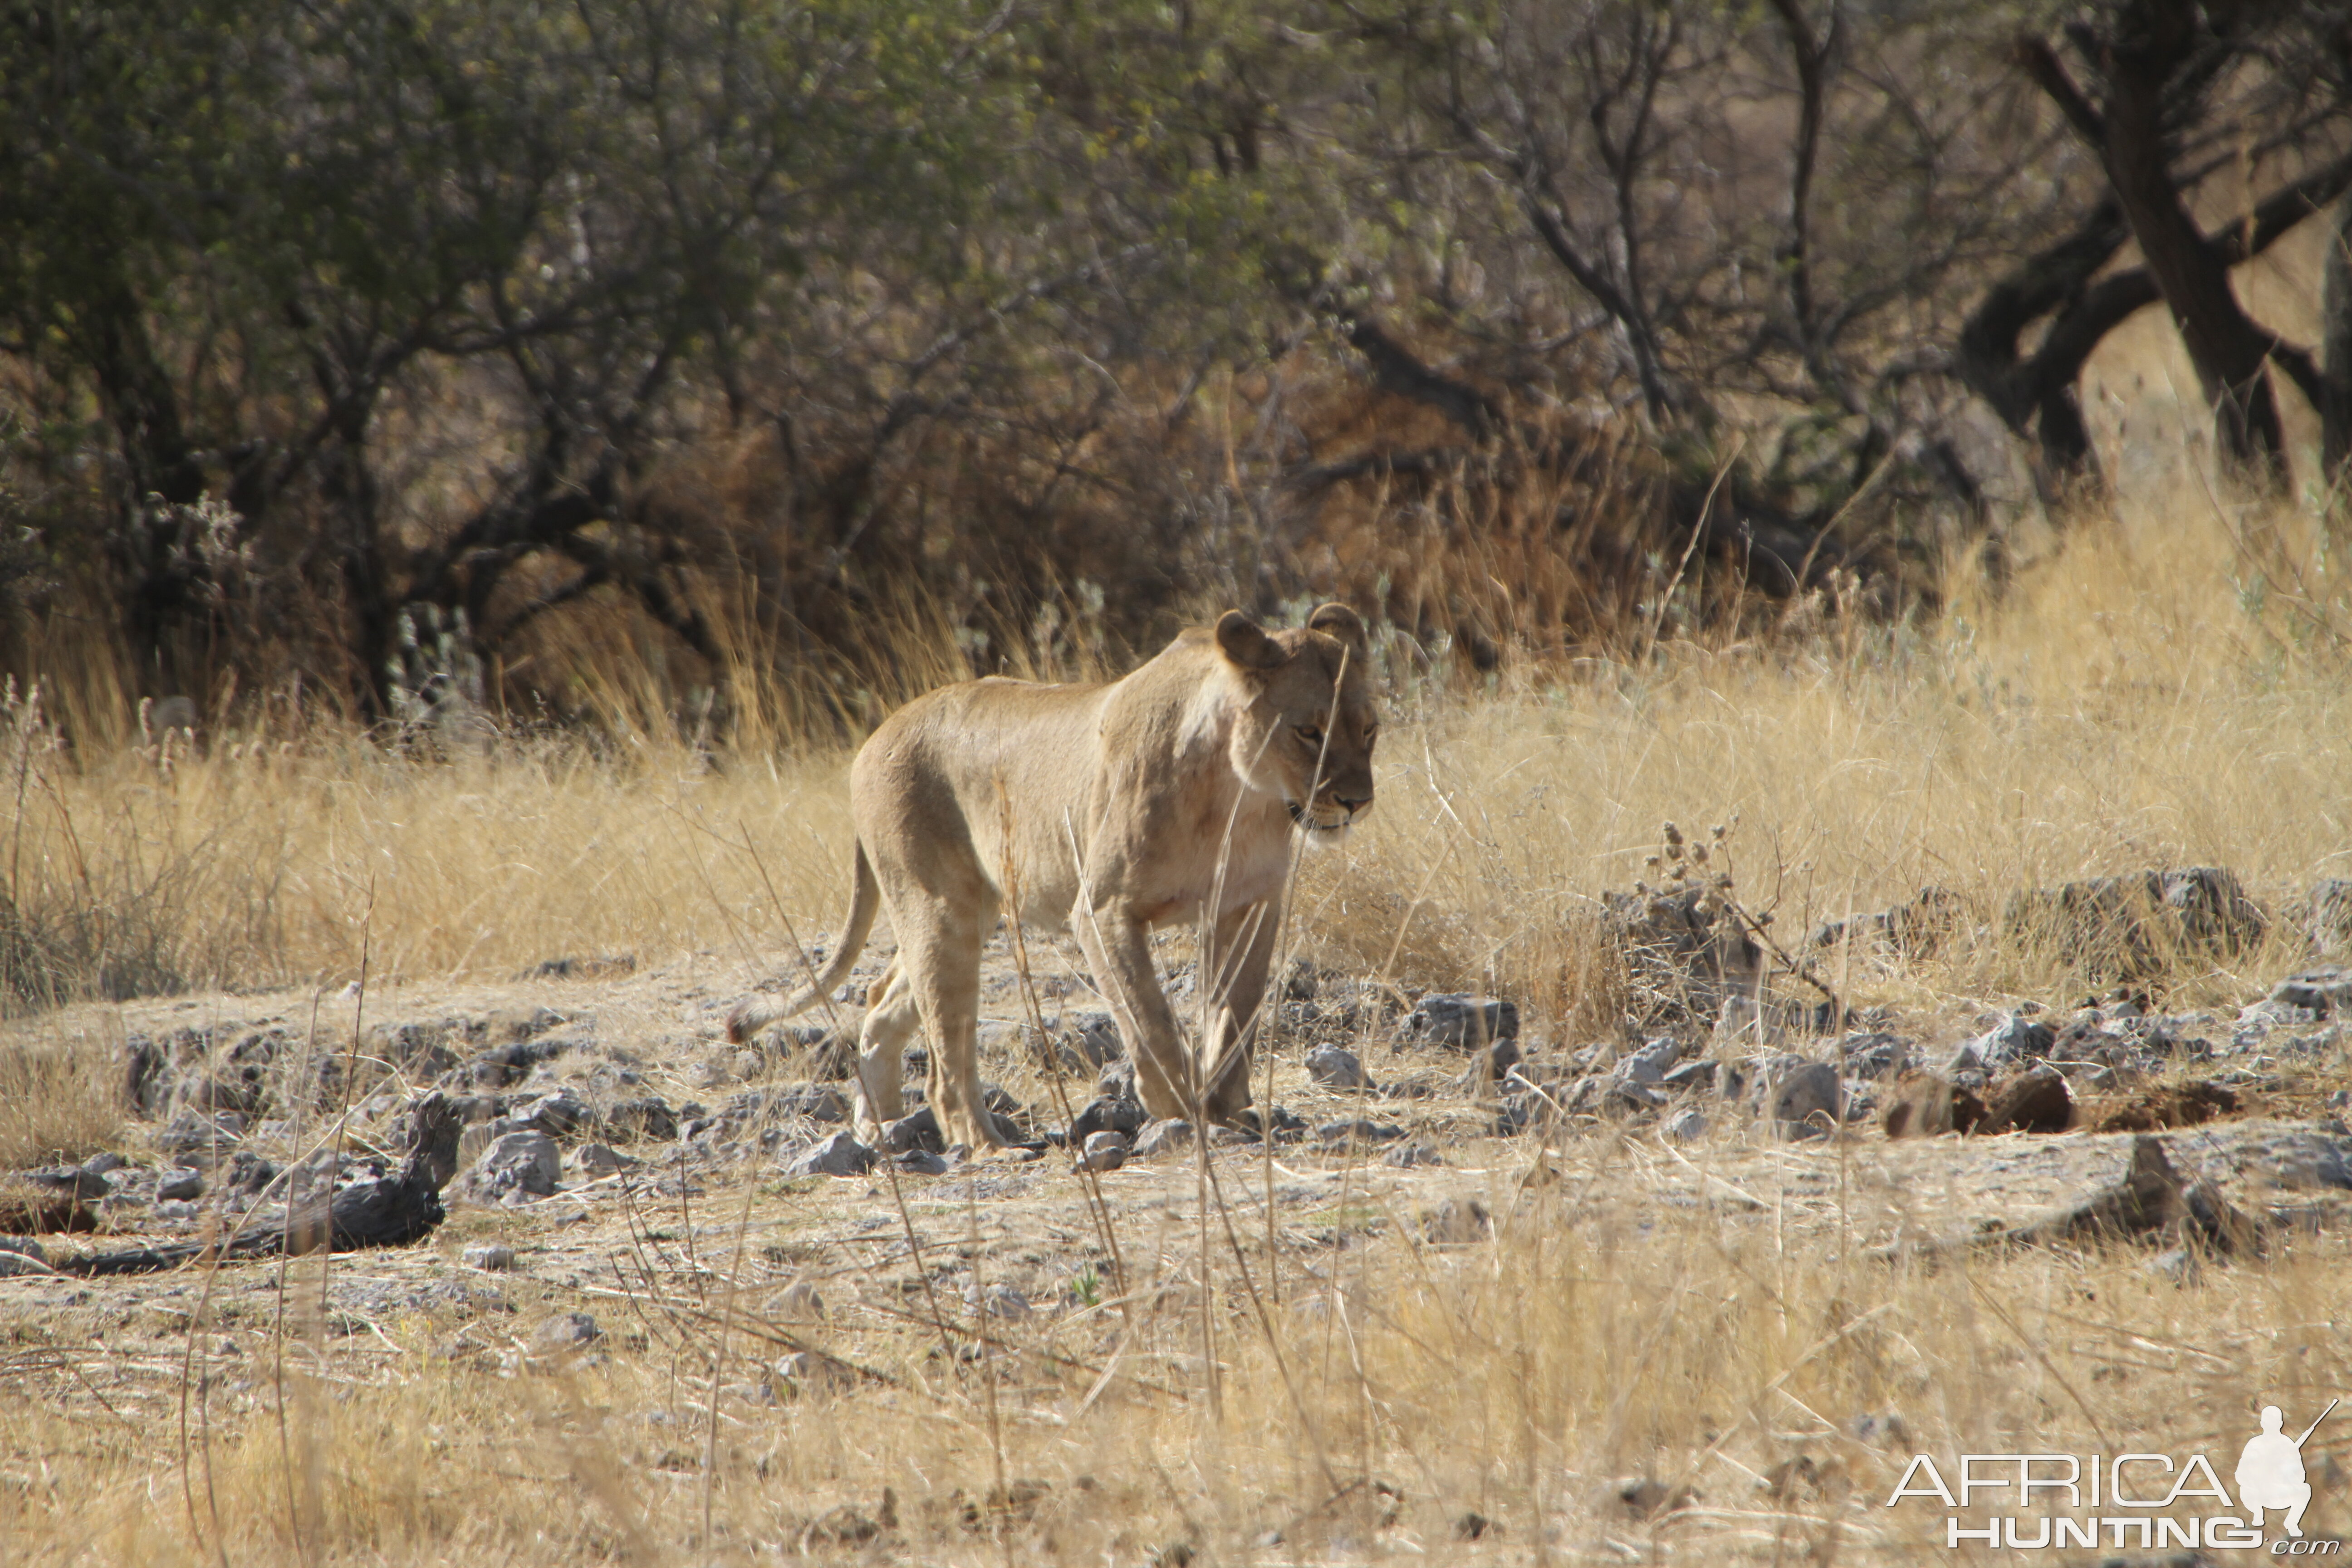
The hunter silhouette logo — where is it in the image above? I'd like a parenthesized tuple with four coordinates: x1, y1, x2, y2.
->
(2239, 1401, 2337, 1539)
(1885, 1396, 2342, 1552)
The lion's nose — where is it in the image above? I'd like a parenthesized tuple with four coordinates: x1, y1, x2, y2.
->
(1334, 792, 1371, 814)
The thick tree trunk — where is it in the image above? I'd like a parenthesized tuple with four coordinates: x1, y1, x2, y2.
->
(2097, 5, 2290, 489)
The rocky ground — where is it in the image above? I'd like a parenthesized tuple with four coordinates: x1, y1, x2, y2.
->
(3, 865, 2351, 1562)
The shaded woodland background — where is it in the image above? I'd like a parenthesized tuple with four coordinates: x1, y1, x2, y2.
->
(5, 0, 2351, 743)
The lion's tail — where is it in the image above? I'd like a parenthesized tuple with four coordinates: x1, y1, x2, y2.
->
(726, 840, 881, 1042)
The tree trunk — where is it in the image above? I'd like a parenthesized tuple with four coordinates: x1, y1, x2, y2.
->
(2098, 6, 2290, 489)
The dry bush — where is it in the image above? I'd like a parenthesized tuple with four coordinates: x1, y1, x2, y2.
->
(0, 1035, 122, 1167)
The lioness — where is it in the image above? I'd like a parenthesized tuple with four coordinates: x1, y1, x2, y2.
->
(730, 603, 1378, 1151)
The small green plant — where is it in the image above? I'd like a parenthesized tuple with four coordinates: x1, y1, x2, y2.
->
(1068, 1264, 1101, 1309)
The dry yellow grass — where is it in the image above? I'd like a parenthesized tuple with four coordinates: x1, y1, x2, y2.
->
(0, 484, 2348, 1564)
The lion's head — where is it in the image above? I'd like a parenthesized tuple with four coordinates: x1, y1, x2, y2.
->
(1215, 603, 1379, 838)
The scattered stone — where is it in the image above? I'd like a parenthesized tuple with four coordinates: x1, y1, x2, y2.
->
(1880, 1073, 1987, 1138)
(1132, 1120, 1194, 1158)
(2298, 881, 2352, 955)
(1839, 1032, 1911, 1079)
(604, 1096, 679, 1142)
(1069, 1095, 1147, 1143)
(1418, 1198, 1491, 1245)
(1661, 1058, 1720, 1094)
(1059, 1013, 1124, 1069)
(1095, 1058, 1137, 1102)
(2271, 966, 2352, 1018)
(799, 1494, 894, 1550)
(1397, 994, 1519, 1051)
(574, 1143, 637, 1176)
(530, 1312, 599, 1354)
(456, 1131, 562, 1203)
(80, 1152, 127, 1177)
(1762, 1060, 1841, 1139)
(1599, 1476, 1698, 1520)
(776, 1350, 860, 1395)
(969, 1283, 1032, 1321)
(156, 1168, 203, 1202)
(158, 1111, 247, 1163)
(1078, 1131, 1129, 1172)
(1808, 886, 1967, 960)
(1314, 1118, 1407, 1151)
(883, 1108, 944, 1155)
(1306, 1044, 1371, 1091)
(1383, 1142, 1443, 1167)
(895, 1149, 951, 1175)
(788, 1132, 878, 1177)
(2001, 867, 2267, 980)
(462, 1243, 517, 1272)
(1452, 1512, 1496, 1541)
(1975, 1065, 2073, 1135)
(1663, 1108, 1707, 1143)
(777, 1280, 827, 1320)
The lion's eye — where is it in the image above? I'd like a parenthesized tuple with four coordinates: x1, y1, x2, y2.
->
(1296, 724, 1324, 746)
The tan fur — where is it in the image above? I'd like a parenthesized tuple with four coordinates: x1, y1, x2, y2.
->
(729, 604, 1379, 1150)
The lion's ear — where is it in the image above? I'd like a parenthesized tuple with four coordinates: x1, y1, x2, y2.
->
(1307, 602, 1368, 658)
(1215, 610, 1286, 671)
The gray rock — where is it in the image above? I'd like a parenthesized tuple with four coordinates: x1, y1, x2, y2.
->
(1762, 1060, 1841, 1139)
(2272, 966, 2352, 1018)
(1306, 1044, 1371, 1091)
(776, 1350, 858, 1394)
(1629, 1036, 1681, 1078)
(1069, 1095, 1147, 1143)
(883, 1107, 943, 1154)
(574, 1143, 637, 1176)
(1399, 994, 1520, 1051)
(605, 1096, 679, 1142)
(1967, 1014, 2057, 1069)
(1314, 1118, 1407, 1149)
(1663, 1108, 1707, 1143)
(969, 1283, 1031, 1320)
(789, 1131, 878, 1177)
(777, 1280, 827, 1320)
(1079, 1131, 1130, 1172)
(1840, 1031, 1911, 1079)
(772, 1083, 851, 1124)
(1383, 1142, 1443, 1167)
(1096, 1058, 1137, 1102)
(1061, 1012, 1124, 1068)
(80, 1152, 127, 1177)
(2300, 880, 2352, 955)
(505, 1091, 593, 1142)
(462, 1243, 517, 1272)
(1660, 1058, 1720, 1094)
(159, 1111, 247, 1163)
(459, 1130, 562, 1202)
(156, 1167, 204, 1201)
(531, 1312, 599, 1353)
(895, 1149, 951, 1175)
(1132, 1119, 1194, 1158)
(0, 1248, 51, 1277)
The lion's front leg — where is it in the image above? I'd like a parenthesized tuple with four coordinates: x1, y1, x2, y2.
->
(1199, 898, 1279, 1125)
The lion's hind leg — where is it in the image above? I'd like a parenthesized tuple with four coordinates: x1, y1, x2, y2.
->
(900, 900, 1008, 1152)
(851, 958, 918, 1142)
